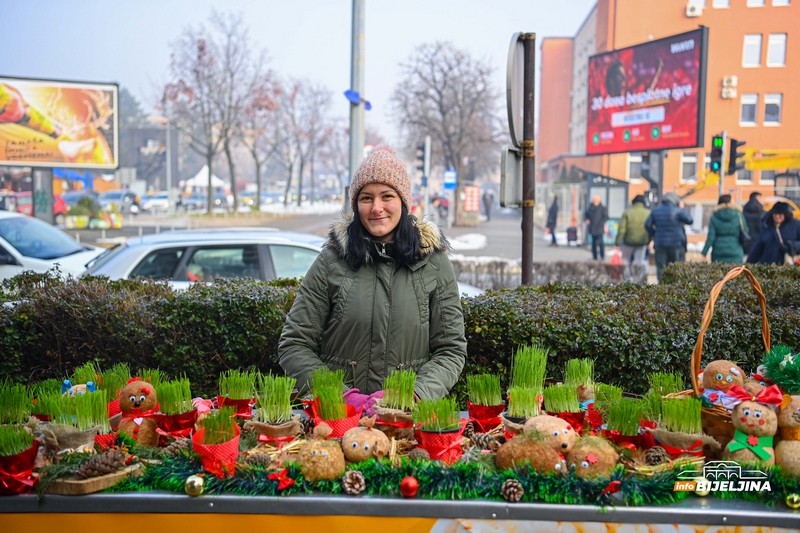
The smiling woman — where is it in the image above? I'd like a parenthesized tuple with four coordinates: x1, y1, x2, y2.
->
(278, 146, 467, 407)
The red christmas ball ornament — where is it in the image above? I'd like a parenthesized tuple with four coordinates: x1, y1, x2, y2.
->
(400, 476, 419, 498)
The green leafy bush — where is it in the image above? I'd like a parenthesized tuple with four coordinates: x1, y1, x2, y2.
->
(2, 264, 798, 400)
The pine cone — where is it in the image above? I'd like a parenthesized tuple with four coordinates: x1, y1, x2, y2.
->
(342, 470, 366, 495)
(300, 416, 316, 436)
(502, 478, 524, 502)
(161, 438, 192, 458)
(76, 448, 127, 479)
(463, 420, 475, 439)
(645, 446, 670, 466)
(246, 453, 272, 468)
(407, 447, 430, 461)
(471, 432, 499, 452)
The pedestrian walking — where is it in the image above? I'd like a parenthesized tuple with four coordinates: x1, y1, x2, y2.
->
(614, 194, 651, 282)
(701, 194, 748, 264)
(546, 196, 559, 246)
(278, 146, 467, 409)
(645, 192, 693, 282)
(584, 195, 608, 260)
(746, 201, 800, 265)
(742, 191, 765, 253)
(482, 189, 494, 222)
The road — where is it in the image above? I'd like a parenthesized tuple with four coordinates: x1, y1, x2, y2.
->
(66, 207, 595, 264)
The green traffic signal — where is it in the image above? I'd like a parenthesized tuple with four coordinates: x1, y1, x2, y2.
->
(710, 134, 724, 173)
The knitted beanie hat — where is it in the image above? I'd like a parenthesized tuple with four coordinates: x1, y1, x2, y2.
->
(350, 146, 411, 211)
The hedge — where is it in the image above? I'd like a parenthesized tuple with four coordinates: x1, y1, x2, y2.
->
(2, 263, 798, 399)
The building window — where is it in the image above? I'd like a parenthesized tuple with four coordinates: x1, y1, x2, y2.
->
(712, 0, 729, 6)
(737, 169, 754, 184)
(628, 153, 643, 184)
(764, 93, 783, 124)
(767, 34, 787, 66)
(740, 93, 759, 125)
(743, 35, 762, 67)
(772, 0, 789, 5)
(747, 0, 766, 5)
(681, 153, 698, 183)
(761, 170, 776, 184)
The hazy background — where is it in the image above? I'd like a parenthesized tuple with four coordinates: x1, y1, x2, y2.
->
(3, 0, 595, 141)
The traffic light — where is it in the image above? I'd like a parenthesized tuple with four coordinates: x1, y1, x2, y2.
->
(710, 135, 724, 174)
(415, 142, 426, 175)
(727, 138, 747, 175)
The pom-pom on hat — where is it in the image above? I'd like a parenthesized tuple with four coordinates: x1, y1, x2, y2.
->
(350, 145, 411, 212)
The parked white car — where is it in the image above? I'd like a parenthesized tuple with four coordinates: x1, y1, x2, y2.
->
(0, 211, 105, 281)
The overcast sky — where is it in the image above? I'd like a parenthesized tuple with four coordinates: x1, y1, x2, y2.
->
(4, 0, 595, 143)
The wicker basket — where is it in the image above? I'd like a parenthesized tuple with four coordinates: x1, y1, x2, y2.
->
(668, 266, 771, 454)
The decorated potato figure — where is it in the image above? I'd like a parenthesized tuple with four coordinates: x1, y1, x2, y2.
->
(118, 379, 159, 447)
(522, 415, 576, 455)
(298, 439, 346, 482)
(701, 360, 745, 408)
(723, 385, 782, 466)
(296, 422, 347, 482)
(566, 437, 619, 479)
(341, 416, 391, 463)
(495, 433, 566, 474)
(775, 395, 800, 477)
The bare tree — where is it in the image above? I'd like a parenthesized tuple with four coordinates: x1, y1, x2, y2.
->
(161, 18, 225, 214)
(161, 11, 266, 214)
(273, 79, 333, 207)
(390, 41, 503, 219)
(239, 75, 280, 207)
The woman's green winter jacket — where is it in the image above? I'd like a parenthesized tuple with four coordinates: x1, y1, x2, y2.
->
(278, 218, 467, 400)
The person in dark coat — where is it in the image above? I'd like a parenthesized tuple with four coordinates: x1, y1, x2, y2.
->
(645, 192, 693, 282)
(701, 194, 748, 263)
(546, 196, 559, 246)
(746, 201, 800, 265)
(584, 195, 608, 260)
(742, 192, 764, 253)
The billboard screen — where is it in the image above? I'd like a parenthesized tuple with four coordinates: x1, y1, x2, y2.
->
(0, 77, 119, 169)
(585, 28, 707, 155)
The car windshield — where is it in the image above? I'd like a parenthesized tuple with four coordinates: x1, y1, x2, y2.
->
(0, 216, 83, 259)
(100, 191, 124, 200)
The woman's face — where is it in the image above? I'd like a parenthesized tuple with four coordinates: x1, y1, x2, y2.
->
(774, 213, 786, 226)
(357, 183, 402, 242)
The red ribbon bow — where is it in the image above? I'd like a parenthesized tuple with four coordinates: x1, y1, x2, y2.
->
(726, 384, 783, 407)
(659, 439, 704, 459)
(601, 479, 622, 495)
(268, 468, 295, 491)
(120, 406, 160, 424)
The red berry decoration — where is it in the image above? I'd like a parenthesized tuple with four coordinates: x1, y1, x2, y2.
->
(400, 476, 419, 498)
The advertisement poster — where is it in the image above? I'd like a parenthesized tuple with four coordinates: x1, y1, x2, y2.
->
(586, 28, 707, 155)
(0, 77, 118, 169)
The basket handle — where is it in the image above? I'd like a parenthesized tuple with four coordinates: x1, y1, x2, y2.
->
(690, 266, 770, 395)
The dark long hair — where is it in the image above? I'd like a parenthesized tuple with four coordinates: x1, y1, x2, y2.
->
(345, 206, 422, 270)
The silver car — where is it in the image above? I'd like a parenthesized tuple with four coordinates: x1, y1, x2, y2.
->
(81, 227, 484, 296)
(83, 228, 325, 284)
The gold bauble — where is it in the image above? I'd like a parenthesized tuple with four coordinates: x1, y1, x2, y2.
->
(185, 474, 205, 497)
(786, 493, 800, 510)
(694, 478, 709, 497)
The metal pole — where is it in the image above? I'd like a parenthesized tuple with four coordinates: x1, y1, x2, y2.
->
(520, 33, 536, 285)
(719, 130, 728, 198)
(347, 0, 366, 214)
(166, 122, 173, 214)
(423, 134, 431, 220)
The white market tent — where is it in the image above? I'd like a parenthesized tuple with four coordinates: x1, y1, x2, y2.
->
(183, 166, 226, 189)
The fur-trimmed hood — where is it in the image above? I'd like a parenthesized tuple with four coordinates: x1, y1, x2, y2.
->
(326, 214, 450, 264)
